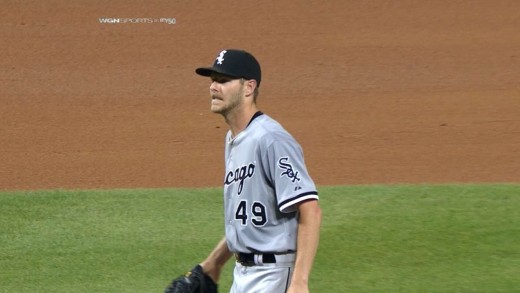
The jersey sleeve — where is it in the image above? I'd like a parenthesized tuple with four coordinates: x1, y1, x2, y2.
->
(263, 134, 319, 213)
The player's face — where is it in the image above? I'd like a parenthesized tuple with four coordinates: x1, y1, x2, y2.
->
(209, 74, 245, 115)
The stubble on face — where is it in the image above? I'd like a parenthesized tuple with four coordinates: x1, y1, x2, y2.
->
(211, 81, 245, 116)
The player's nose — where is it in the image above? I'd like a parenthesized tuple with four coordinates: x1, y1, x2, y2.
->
(210, 81, 219, 92)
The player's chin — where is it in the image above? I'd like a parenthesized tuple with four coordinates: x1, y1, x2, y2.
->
(210, 100, 225, 112)
(210, 104, 224, 114)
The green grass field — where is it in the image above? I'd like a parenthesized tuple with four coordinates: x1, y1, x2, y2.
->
(1, 184, 519, 292)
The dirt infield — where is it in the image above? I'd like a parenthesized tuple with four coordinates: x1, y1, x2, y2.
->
(1, 1, 519, 191)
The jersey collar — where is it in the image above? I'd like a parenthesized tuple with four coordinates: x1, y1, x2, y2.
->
(247, 111, 264, 127)
(228, 111, 264, 145)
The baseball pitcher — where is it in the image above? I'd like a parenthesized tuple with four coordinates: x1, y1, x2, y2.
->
(165, 49, 322, 293)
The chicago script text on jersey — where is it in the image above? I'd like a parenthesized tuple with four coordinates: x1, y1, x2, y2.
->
(225, 163, 256, 195)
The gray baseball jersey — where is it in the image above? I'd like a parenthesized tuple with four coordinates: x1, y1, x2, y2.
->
(223, 112, 319, 254)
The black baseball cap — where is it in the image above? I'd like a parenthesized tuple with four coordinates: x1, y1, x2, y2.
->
(195, 49, 262, 87)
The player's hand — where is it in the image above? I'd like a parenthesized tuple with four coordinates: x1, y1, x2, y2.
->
(164, 264, 217, 293)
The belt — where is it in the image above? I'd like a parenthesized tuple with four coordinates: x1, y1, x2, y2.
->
(235, 253, 295, 266)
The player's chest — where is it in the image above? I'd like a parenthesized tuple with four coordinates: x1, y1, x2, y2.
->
(224, 142, 261, 195)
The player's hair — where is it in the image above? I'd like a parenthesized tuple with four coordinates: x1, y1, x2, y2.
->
(240, 78, 260, 103)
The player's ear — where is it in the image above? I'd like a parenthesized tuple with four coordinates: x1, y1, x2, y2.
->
(244, 79, 257, 98)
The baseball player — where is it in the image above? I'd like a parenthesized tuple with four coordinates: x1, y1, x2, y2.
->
(195, 49, 322, 293)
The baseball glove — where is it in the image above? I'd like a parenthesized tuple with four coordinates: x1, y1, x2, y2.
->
(164, 264, 218, 293)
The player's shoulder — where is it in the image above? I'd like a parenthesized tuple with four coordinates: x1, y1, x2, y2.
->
(252, 114, 298, 145)
(253, 114, 289, 136)
(255, 114, 281, 128)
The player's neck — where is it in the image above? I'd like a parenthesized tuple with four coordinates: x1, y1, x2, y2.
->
(225, 104, 259, 137)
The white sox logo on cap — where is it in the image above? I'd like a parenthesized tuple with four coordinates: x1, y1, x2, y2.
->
(216, 50, 227, 65)
(195, 49, 262, 87)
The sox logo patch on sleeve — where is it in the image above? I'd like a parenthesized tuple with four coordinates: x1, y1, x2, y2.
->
(223, 113, 318, 254)
(278, 157, 301, 182)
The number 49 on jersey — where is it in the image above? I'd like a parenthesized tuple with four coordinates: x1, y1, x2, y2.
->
(235, 200, 267, 226)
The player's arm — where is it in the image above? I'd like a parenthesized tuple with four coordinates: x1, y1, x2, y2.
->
(288, 199, 322, 293)
(200, 236, 234, 282)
